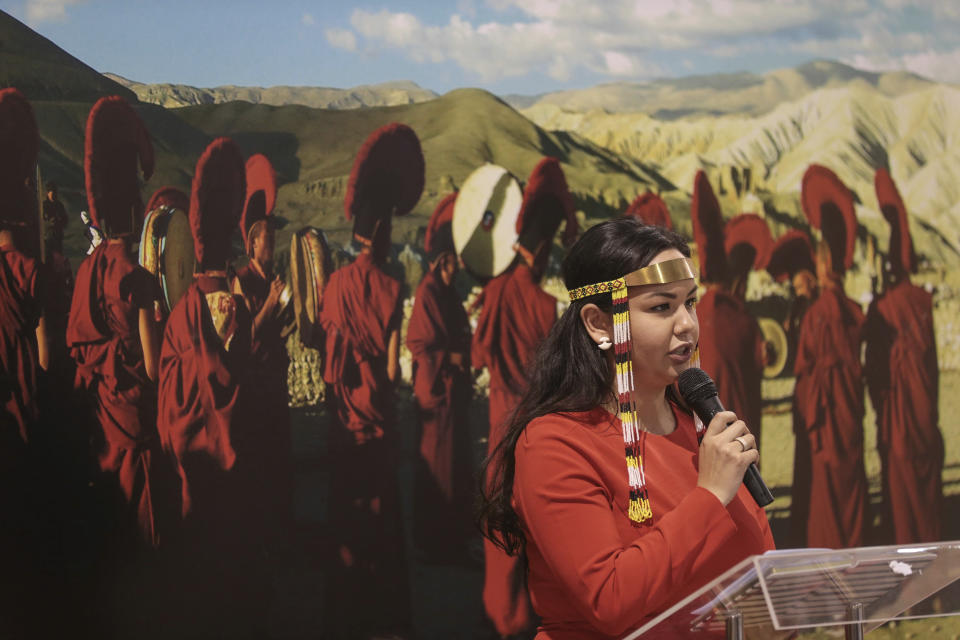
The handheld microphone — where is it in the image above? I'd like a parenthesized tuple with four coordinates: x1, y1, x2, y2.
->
(677, 367, 774, 508)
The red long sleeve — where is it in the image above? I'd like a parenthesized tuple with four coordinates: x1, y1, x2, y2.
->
(514, 406, 774, 638)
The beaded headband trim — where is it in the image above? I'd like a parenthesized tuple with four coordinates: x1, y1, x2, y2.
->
(568, 256, 699, 525)
(568, 257, 697, 300)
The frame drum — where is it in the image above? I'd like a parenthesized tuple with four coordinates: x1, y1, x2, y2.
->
(289, 227, 331, 348)
(139, 205, 196, 314)
(452, 164, 523, 280)
(758, 316, 789, 378)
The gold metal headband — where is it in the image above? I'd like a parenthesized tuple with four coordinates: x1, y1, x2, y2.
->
(568, 257, 697, 301)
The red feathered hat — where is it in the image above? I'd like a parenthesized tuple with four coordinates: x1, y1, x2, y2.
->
(344, 123, 424, 240)
(425, 192, 456, 261)
(240, 154, 278, 252)
(691, 170, 727, 284)
(145, 186, 189, 214)
(766, 230, 815, 282)
(724, 214, 773, 273)
(874, 168, 916, 275)
(0, 88, 39, 230)
(516, 157, 578, 253)
(801, 164, 857, 273)
(189, 137, 246, 270)
(84, 96, 155, 236)
(624, 190, 673, 230)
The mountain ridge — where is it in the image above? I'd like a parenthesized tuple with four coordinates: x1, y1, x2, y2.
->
(507, 60, 936, 119)
(104, 74, 439, 110)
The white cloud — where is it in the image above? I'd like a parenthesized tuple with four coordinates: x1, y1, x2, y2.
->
(332, 0, 960, 83)
(847, 48, 960, 84)
(302, 13, 315, 27)
(325, 28, 357, 52)
(25, 0, 83, 23)
(603, 51, 635, 76)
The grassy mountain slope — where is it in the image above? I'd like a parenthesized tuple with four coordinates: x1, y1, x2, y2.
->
(0, 10, 134, 102)
(173, 89, 670, 249)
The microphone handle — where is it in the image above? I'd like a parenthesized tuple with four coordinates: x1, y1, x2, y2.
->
(695, 398, 775, 508)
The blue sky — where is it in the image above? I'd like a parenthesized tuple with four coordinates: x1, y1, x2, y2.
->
(4, 0, 959, 94)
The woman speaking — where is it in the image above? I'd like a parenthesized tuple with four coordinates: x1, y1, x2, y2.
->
(478, 218, 774, 639)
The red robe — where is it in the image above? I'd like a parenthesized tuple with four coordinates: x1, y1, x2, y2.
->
(472, 261, 556, 636)
(157, 275, 251, 523)
(864, 280, 943, 544)
(67, 243, 163, 546)
(320, 252, 402, 440)
(0, 243, 41, 445)
(319, 252, 411, 637)
(234, 263, 292, 527)
(156, 274, 275, 635)
(406, 268, 473, 554)
(515, 405, 775, 639)
(0, 243, 43, 640)
(792, 285, 868, 548)
(696, 287, 765, 452)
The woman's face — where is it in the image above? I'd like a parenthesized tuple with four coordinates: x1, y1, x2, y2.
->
(627, 248, 699, 390)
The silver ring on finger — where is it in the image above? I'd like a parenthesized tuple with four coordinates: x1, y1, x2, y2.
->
(734, 435, 751, 452)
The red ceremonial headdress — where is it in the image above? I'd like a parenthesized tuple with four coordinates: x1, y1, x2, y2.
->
(766, 230, 816, 282)
(189, 137, 246, 270)
(624, 190, 673, 230)
(515, 157, 578, 253)
(145, 186, 189, 214)
(874, 168, 916, 275)
(801, 164, 857, 274)
(0, 88, 39, 230)
(345, 122, 424, 241)
(691, 170, 726, 284)
(724, 213, 773, 274)
(84, 96, 155, 236)
(425, 192, 456, 261)
(240, 153, 278, 253)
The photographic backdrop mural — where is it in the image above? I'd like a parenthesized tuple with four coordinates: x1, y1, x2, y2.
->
(2, 1, 960, 637)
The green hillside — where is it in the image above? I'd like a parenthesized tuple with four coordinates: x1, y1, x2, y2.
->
(174, 88, 671, 249)
(0, 10, 134, 103)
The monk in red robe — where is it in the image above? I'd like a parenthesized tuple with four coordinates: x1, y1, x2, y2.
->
(864, 169, 943, 544)
(690, 171, 770, 452)
(156, 138, 265, 634)
(472, 157, 577, 637)
(0, 89, 49, 448)
(793, 165, 868, 549)
(767, 230, 818, 547)
(319, 123, 422, 638)
(233, 154, 292, 537)
(407, 193, 474, 561)
(0, 87, 51, 638)
(157, 137, 250, 524)
(67, 96, 163, 547)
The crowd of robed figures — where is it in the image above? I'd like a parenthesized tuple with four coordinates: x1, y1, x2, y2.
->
(0, 86, 945, 638)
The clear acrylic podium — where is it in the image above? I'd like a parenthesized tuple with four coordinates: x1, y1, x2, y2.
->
(624, 541, 960, 639)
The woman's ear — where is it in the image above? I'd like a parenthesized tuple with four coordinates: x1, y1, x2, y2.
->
(579, 303, 613, 347)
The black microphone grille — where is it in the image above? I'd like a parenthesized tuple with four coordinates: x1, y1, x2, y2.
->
(677, 367, 717, 405)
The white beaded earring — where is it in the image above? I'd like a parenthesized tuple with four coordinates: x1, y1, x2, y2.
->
(597, 336, 613, 351)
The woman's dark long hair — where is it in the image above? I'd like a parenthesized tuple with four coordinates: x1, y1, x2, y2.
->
(476, 217, 690, 556)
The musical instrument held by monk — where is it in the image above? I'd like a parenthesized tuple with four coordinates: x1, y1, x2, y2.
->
(139, 204, 195, 314)
(758, 316, 788, 378)
(289, 226, 332, 348)
(452, 163, 523, 280)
